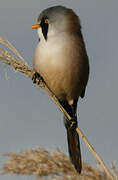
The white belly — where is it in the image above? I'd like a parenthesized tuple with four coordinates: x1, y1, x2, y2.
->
(33, 36, 71, 99)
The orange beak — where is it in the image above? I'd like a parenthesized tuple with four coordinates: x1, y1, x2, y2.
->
(31, 24, 40, 29)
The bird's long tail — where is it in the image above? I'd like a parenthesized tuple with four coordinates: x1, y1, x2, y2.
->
(64, 116, 82, 173)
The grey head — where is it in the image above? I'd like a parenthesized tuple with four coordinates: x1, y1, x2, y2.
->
(36, 6, 81, 40)
(38, 6, 67, 23)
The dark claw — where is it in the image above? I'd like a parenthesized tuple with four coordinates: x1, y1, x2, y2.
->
(64, 116, 78, 132)
(32, 72, 43, 85)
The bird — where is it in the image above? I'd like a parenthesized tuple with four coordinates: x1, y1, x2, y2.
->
(31, 5, 89, 174)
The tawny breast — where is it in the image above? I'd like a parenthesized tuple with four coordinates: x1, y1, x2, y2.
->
(33, 34, 89, 101)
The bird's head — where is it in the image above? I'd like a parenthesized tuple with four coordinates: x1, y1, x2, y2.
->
(31, 6, 81, 41)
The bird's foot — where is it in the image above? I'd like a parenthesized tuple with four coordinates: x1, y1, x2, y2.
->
(65, 116, 77, 132)
(32, 72, 44, 85)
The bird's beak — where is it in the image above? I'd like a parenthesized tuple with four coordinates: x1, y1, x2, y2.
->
(31, 24, 40, 29)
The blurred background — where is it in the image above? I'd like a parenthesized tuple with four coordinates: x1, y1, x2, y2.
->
(0, 0, 118, 179)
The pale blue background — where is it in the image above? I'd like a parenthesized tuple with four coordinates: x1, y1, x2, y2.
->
(0, 0, 118, 179)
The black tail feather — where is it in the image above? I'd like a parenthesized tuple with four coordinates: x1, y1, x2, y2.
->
(60, 99, 82, 173)
(67, 126, 82, 173)
(64, 116, 82, 173)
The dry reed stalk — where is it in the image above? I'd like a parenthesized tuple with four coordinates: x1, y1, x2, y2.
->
(0, 37, 115, 180)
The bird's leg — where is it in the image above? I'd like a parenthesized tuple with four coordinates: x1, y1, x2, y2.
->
(63, 104, 78, 132)
(32, 72, 44, 85)
(59, 99, 78, 132)
(64, 115, 78, 132)
(67, 102, 78, 131)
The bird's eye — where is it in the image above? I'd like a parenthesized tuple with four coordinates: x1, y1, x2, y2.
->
(44, 19, 49, 24)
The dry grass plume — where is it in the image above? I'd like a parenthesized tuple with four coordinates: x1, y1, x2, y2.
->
(2, 147, 117, 180)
